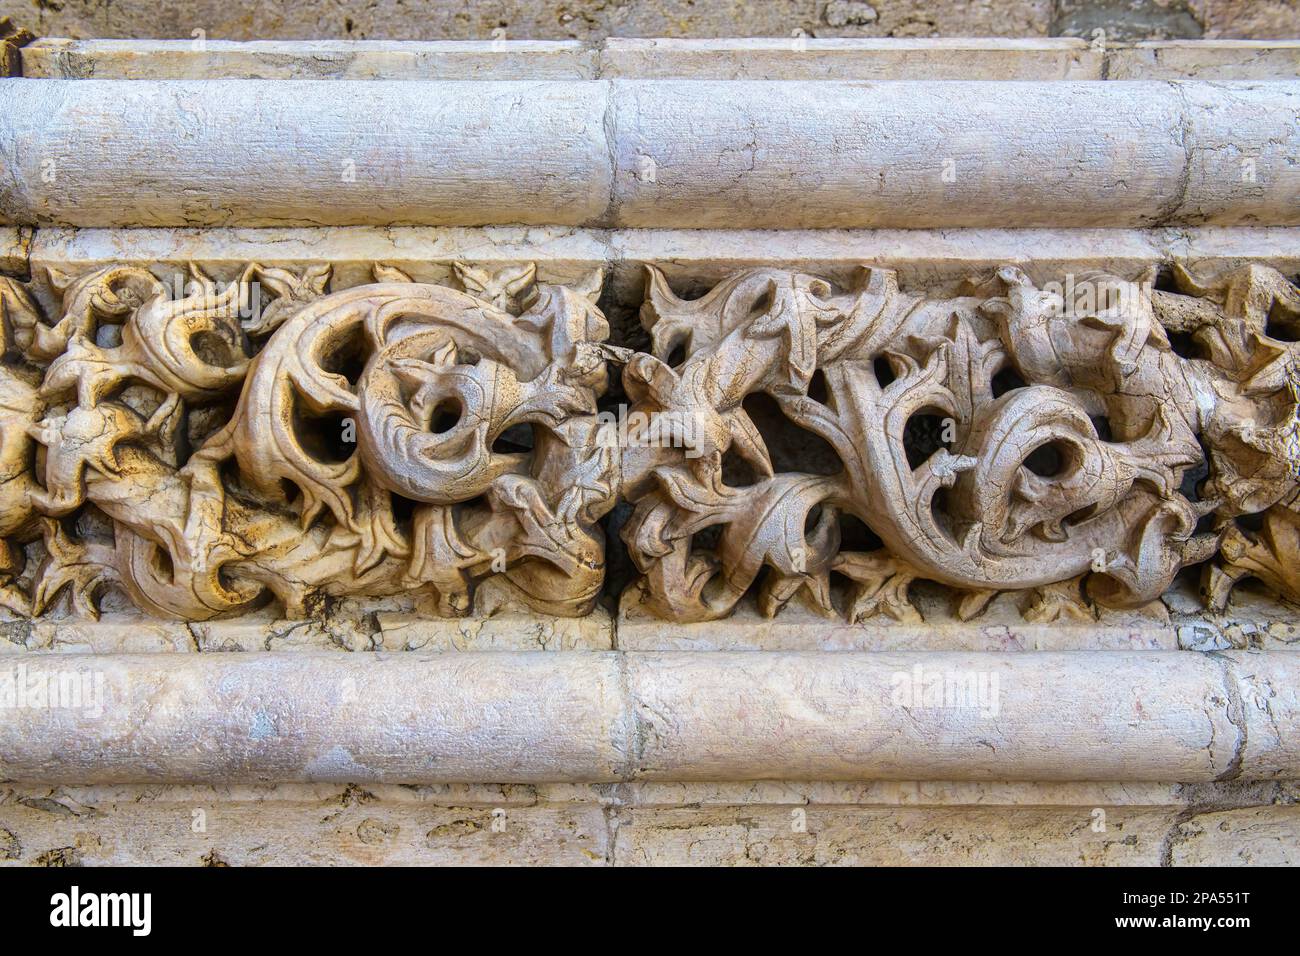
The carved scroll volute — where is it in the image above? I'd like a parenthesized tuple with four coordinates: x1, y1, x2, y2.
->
(619, 264, 1300, 624)
(0, 260, 618, 621)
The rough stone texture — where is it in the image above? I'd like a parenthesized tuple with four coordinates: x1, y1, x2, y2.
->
(20, 37, 1300, 82)
(4, 78, 1296, 229)
(3, 650, 1298, 784)
(20, 38, 599, 80)
(3, 0, 1298, 43)
(0, 1, 1056, 43)
(2, 781, 1296, 865)
(1, 33, 1297, 866)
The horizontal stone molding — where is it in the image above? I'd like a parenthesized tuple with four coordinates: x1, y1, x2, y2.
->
(20, 225, 1300, 308)
(18, 38, 1300, 83)
(1, 650, 1296, 784)
(1, 78, 1296, 229)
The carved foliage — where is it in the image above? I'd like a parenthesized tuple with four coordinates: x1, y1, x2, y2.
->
(2, 257, 1298, 624)
(619, 263, 1300, 623)
(0, 262, 616, 619)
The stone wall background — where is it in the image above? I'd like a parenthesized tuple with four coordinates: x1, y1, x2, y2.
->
(0, 0, 1295, 42)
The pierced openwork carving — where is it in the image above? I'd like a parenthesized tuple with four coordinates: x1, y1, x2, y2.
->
(618, 263, 1300, 624)
(1, 258, 1298, 625)
(0, 262, 617, 620)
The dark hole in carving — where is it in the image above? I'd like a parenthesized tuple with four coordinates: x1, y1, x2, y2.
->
(1064, 503, 1100, 527)
(1265, 298, 1300, 342)
(903, 411, 948, 469)
(152, 540, 174, 583)
(291, 393, 354, 464)
(741, 391, 842, 476)
(721, 447, 758, 487)
(1023, 441, 1067, 478)
(991, 364, 1028, 397)
(1178, 457, 1209, 503)
(1166, 330, 1204, 359)
(319, 324, 367, 387)
(456, 346, 482, 366)
(873, 355, 896, 388)
(1235, 511, 1265, 535)
(429, 399, 461, 435)
(807, 368, 829, 405)
(803, 505, 822, 535)
(389, 492, 417, 537)
(689, 524, 725, 567)
(1089, 414, 1114, 442)
(931, 486, 955, 540)
(665, 342, 687, 369)
(748, 288, 774, 318)
(492, 423, 534, 454)
(1152, 267, 1180, 294)
(838, 512, 884, 552)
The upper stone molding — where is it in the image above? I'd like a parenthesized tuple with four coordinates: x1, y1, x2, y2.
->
(0, 77, 1295, 229)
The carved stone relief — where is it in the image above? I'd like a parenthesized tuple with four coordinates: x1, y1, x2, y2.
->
(618, 263, 1300, 624)
(0, 262, 617, 620)
(0, 259, 1297, 624)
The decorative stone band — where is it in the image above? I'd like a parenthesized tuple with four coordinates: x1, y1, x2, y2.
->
(0, 650, 1296, 784)
(1, 255, 1298, 626)
(0, 78, 1296, 229)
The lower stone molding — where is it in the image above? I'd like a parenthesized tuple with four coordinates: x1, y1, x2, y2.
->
(2, 649, 1297, 785)
(2, 780, 1297, 866)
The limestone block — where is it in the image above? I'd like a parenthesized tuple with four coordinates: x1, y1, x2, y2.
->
(608, 805, 1182, 865)
(0, 78, 612, 227)
(609, 80, 1300, 229)
(3, 651, 1298, 784)
(0, 1, 1055, 44)
(22, 37, 1300, 83)
(20, 38, 597, 80)
(3, 79, 1296, 229)
(1106, 39, 1300, 79)
(1165, 805, 1300, 864)
(595, 38, 1110, 81)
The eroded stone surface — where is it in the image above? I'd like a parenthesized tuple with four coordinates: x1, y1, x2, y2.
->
(2, 781, 1296, 866)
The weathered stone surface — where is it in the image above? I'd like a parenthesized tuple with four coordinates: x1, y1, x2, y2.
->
(3, 650, 1298, 784)
(21, 37, 1300, 82)
(1, 32, 1296, 868)
(0, 1, 1055, 43)
(1106, 39, 1300, 78)
(5, 0, 1298, 45)
(20, 38, 598, 79)
(3, 79, 1296, 229)
(3, 780, 1295, 865)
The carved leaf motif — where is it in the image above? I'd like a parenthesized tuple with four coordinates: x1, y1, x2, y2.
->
(0, 260, 616, 621)
(620, 265, 1300, 624)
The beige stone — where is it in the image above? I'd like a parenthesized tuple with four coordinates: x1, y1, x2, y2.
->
(1, 32, 1297, 868)
(3, 780, 1296, 865)
(20, 38, 597, 80)
(3, 79, 1296, 229)
(2, 650, 1298, 784)
(0, 1, 1055, 44)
